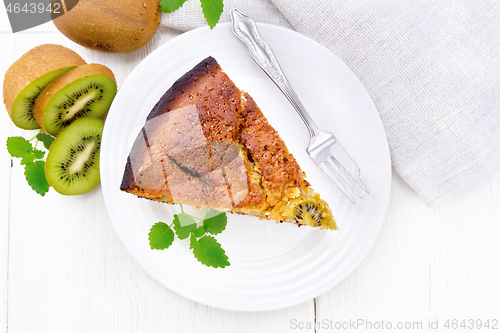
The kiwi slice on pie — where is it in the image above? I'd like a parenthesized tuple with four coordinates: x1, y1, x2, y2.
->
(34, 63, 116, 136)
(3, 44, 86, 129)
(45, 117, 104, 195)
(283, 196, 336, 229)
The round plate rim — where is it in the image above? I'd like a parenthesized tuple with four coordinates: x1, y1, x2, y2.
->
(101, 22, 392, 312)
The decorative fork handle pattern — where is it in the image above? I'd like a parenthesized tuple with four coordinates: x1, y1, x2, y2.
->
(230, 9, 324, 138)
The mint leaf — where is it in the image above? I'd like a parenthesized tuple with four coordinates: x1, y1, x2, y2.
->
(149, 222, 175, 250)
(24, 161, 49, 196)
(33, 149, 45, 159)
(200, 0, 223, 29)
(173, 214, 197, 240)
(7, 136, 32, 158)
(20, 152, 35, 165)
(204, 208, 223, 220)
(178, 212, 196, 227)
(36, 133, 54, 150)
(160, 0, 188, 13)
(203, 209, 227, 235)
(193, 225, 206, 237)
(21, 149, 44, 165)
(190, 234, 230, 268)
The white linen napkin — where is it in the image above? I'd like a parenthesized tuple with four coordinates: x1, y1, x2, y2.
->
(161, 0, 500, 205)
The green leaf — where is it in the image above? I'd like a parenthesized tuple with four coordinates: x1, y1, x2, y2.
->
(36, 133, 54, 150)
(173, 214, 197, 240)
(160, 0, 188, 13)
(33, 149, 45, 160)
(7, 136, 32, 158)
(200, 0, 223, 29)
(193, 225, 206, 237)
(204, 208, 223, 220)
(24, 161, 49, 196)
(178, 212, 196, 227)
(149, 222, 175, 250)
(190, 234, 230, 268)
(203, 209, 227, 235)
(20, 152, 35, 165)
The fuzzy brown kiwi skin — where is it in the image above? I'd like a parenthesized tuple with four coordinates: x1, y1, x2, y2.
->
(33, 63, 116, 133)
(3, 44, 86, 121)
(51, 0, 161, 53)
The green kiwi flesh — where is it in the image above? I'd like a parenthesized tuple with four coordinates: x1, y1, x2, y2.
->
(43, 74, 116, 136)
(282, 196, 336, 229)
(45, 118, 104, 195)
(11, 66, 76, 129)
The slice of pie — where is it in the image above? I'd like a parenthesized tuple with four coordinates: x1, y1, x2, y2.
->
(120, 56, 337, 230)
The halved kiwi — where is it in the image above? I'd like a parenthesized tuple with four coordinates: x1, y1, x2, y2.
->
(3, 44, 86, 129)
(45, 118, 104, 195)
(283, 196, 337, 229)
(34, 63, 116, 136)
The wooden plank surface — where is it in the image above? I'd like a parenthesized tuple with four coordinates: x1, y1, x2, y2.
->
(0, 32, 13, 333)
(316, 171, 500, 332)
(0, 19, 314, 333)
(1, 6, 500, 333)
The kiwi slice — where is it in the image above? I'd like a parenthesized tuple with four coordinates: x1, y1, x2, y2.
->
(283, 196, 337, 229)
(46, 118, 104, 195)
(3, 44, 86, 129)
(34, 63, 116, 136)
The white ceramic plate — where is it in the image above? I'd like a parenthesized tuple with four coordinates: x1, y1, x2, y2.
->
(101, 22, 391, 311)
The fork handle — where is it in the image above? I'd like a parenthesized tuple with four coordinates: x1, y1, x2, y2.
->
(230, 9, 322, 138)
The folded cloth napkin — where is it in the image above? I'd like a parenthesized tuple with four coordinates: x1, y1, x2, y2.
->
(161, 0, 500, 205)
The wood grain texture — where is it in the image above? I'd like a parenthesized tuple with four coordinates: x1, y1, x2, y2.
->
(315, 171, 500, 332)
(1, 23, 313, 333)
(0, 33, 14, 333)
(1, 6, 500, 333)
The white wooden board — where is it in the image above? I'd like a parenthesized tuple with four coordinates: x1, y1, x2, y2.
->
(0, 6, 499, 332)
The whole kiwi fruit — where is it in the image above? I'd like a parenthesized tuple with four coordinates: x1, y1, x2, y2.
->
(51, 0, 161, 53)
(3, 44, 86, 129)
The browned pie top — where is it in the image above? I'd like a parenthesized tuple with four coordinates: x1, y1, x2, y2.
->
(146, 56, 243, 143)
(240, 92, 309, 202)
(120, 56, 309, 213)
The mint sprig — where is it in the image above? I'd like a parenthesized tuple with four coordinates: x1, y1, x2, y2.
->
(149, 205, 230, 268)
(6, 131, 52, 196)
(160, 0, 224, 29)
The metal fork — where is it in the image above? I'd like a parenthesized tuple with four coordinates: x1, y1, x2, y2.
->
(230, 9, 369, 203)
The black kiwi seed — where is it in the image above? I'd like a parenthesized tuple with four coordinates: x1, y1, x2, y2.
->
(287, 199, 328, 227)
